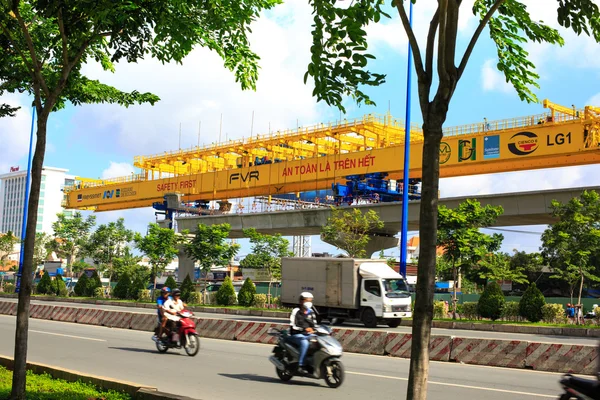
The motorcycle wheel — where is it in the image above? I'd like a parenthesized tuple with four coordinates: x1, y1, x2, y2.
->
(155, 338, 169, 353)
(558, 394, 572, 400)
(323, 360, 344, 388)
(184, 335, 200, 357)
(276, 367, 293, 382)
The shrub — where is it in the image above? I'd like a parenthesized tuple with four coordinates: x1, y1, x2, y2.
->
(73, 273, 89, 297)
(180, 274, 195, 303)
(519, 283, 546, 322)
(87, 271, 102, 297)
(502, 301, 521, 321)
(129, 277, 146, 300)
(273, 296, 282, 307)
(93, 287, 105, 299)
(113, 272, 131, 299)
(188, 291, 202, 304)
(594, 306, 600, 325)
(238, 278, 256, 307)
(164, 275, 177, 291)
(478, 281, 505, 321)
(462, 302, 478, 320)
(203, 292, 218, 305)
(254, 293, 267, 308)
(54, 274, 68, 297)
(216, 276, 236, 306)
(137, 289, 151, 302)
(433, 301, 446, 319)
(3, 283, 15, 294)
(542, 303, 565, 324)
(37, 273, 52, 295)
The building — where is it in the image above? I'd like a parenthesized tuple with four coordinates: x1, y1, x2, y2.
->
(0, 166, 75, 237)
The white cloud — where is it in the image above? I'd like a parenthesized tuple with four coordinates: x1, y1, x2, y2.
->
(481, 59, 513, 94)
(101, 162, 135, 179)
(0, 95, 34, 173)
(587, 92, 600, 106)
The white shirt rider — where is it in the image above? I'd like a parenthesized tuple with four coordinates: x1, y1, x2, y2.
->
(163, 296, 185, 321)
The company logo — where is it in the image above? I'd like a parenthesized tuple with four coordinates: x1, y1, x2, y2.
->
(103, 190, 114, 199)
(483, 135, 500, 160)
(459, 138, 476, 162)
(439, 142, 451, 164)
(9, 166, 19, 172)
(508, 131, 539, 156)
(229, 171, 259, 184)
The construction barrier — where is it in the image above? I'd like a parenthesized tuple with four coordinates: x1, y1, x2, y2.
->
(129, 313, 158, 332)
(235, 321, 287, 345)
(0, 302, 16, 316)
(332, 328, 387, 355)
(385, 333, 452, 362)
(101, 311, 133, 329)
(526, 342, 598, 375)
(196, 318, 238, 340)
(75, 308, 105, 326)
(450, 338, 528, 369)
(51, 306, 79, 323)
(29, 304, 55, 320)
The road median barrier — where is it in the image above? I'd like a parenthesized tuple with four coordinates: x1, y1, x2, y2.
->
(385, 333, 452, 362)
(101, 310, 134, 329)
(450, 338, 528, 369)
(51, 306, 79, 323)
(235, 321, 287, 344)
(526, 342, 598, 375)
(75, 307, 105, 325)
(196, 318, 238, 340)
(331, 328, 387, 355)
(0, 354, 201, 399)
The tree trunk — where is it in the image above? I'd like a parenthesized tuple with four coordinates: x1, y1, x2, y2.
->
(11, 109, 49, 400)
(578, 273, 584, 324)
(407, 125, 443, 400)
(452, 262, 457, 320)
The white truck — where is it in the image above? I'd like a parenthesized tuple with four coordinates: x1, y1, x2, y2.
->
(280, 257, 412, 328)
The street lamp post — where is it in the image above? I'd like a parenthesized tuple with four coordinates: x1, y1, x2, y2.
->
(16, 106, 36, 293)
(399, 1, 414, 279)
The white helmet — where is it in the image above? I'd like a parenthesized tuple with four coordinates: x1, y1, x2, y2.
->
(299, 291, 313, 301)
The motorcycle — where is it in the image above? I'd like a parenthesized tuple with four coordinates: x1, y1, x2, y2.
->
(268, 324, 345, 388)
(153, 310, 200, 357)
(558, 374, 600, 399)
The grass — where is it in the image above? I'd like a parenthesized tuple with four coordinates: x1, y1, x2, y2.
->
(435, 318, 600, 329)
(0, 366, 131, 400)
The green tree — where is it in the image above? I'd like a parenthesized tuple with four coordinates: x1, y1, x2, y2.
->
(130, 276, 147, 301)
(1, 0, 280, 396)
(238, 278, 257, 307)
(135, 223, 183, 300)
(321, 208, 384, 258)
(113, 272, 131, 300)
(180, 274, 196, 303)
(48, 212, 96, 276)
(242, 228, 292, 301)
(216, 276, 236, 306)
(509, 250, 544, 284)
(36, 272, 52, 295)
(185, 224, 239, 303)
(477, 281, 505, 321)
(303, 2, 599, 397)
(87, 270, 102, 297)
(478, 253, 528, 285)
(437, 200, 504, 319)
(0, 231, 19, 268)
(33, 233, 51, 268)
(519, 283, 546, 322)
(86, 218, 134, 282)
(164, 276, 178, 291)
(111, 248, 146, 282)
(71, 260, 92, 276)
(53, 274, 67, 297)
(541, 190, 600, 307)
(73, 273, 89, 297)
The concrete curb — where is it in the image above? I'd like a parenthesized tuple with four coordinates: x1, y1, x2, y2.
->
(4, 294, 600, 338)
(1, 303, 598, 375)
(0, 354, 201, 399)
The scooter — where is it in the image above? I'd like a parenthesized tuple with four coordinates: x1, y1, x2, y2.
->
(153, 310, 200, 357)
(558, 374, 600, 399)
(268, 324, 344, 388)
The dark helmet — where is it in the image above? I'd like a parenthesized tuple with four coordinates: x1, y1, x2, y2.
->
(172, 289, 181, 297)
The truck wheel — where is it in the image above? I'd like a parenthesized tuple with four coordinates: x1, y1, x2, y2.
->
(387, 320, 401, 328)
(361, 308, 378, 328)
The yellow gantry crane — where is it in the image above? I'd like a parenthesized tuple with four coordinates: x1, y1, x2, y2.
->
(63, 100, 600, 212)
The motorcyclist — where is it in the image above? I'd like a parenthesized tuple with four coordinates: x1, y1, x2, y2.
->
(163, 289, 187, 342)
(153, 287, 171, 342)
(289, 292, 316, 374)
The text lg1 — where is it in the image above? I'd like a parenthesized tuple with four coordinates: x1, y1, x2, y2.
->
(547, 132, 572, 146)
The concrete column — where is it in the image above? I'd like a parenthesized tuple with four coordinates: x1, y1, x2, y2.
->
(321, 233, 399, 258)
(177, 247, 195, 283)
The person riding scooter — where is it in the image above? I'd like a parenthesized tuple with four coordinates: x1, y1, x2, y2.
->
(163, 289, 187, 341)
(153, 287, 172, 342)
(288, 292, 317, 375)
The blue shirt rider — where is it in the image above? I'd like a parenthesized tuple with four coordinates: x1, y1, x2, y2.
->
(153, 287, 172, 341)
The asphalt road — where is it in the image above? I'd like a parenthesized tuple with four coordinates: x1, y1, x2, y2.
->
(3, 298, 598, 345)
(0, 315, 566, 400)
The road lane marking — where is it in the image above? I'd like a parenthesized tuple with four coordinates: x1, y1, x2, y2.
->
(346, 371, 555, 398)
(29, 330, 106, 342)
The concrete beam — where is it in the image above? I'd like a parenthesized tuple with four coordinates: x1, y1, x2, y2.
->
(174, 185, 600, 238)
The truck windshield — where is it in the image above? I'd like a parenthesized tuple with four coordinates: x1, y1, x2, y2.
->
(382, 279, 411, 298)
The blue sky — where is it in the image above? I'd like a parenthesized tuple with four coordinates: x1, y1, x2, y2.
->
(1, 0, 599, 258)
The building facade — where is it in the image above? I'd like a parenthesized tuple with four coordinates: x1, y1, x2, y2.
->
(0, 166, 75, 237)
